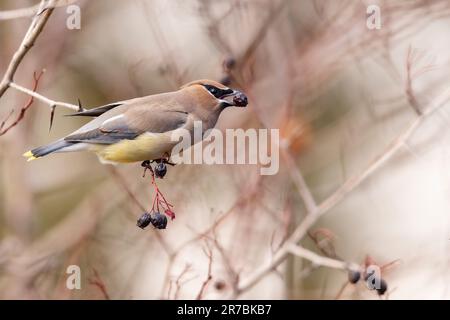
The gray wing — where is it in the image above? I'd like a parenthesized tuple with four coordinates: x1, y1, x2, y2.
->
(64, 108, 188, 145)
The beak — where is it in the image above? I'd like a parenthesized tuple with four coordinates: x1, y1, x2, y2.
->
(221, 90, 248, 107)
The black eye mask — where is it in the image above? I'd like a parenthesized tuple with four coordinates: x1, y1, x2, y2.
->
(203, 84, 233, 99)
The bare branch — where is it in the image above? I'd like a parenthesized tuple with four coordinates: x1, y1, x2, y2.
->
(287, 244, 359, 272)
(0, 3, 42, 20)
(8, 81, 79, 111)
(0, 0, 56, 98)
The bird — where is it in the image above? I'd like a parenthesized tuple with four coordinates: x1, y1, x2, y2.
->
(23, 79, 248, 166)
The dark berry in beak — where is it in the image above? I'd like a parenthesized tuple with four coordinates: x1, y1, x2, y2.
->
(151, 212, 167, 229)
(137, 212, 152, 229)
(155, 162, 167, 178)
(233, 92, 248, 107)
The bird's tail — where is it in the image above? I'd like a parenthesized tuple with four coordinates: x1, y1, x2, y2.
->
(23, 139, 75, 161)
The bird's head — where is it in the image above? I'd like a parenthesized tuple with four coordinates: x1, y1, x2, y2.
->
(181, 79, 248, 110)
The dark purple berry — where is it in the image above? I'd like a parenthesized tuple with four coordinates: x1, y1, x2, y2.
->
(154, 162, 167, 178)
(348, 270, 361, 284)
(150, 212, 167, 229)
(137, 212, 152, 229)
(233, 92, 248, 107)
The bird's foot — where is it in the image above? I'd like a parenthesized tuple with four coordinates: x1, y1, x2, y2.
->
(158, 153, 176, 166)
(153, 155, 175, 178)
(141, 160, 154, 178)
(157, 159, 175, 166)
(142, 155, 174, 179)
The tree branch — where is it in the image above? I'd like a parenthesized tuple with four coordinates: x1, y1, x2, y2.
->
(287, 244, 359, 271)
(8, 81, 79, 111)
(0, 0, 56, 98)
(0, 3, 42, 21)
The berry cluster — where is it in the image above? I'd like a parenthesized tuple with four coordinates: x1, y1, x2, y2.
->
(347, 269, 388, 296)
(137, 159, 175, 230)
(137, 211, 167, 229)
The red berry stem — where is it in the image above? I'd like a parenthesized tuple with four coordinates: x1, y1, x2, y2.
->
(148, 165, 175, 220)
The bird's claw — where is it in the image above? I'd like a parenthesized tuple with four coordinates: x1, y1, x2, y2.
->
(159, 153, 176, 166)
(141, 155, 174, 178)
(157, 158, 175, 166)
(141, 160, 154, 178)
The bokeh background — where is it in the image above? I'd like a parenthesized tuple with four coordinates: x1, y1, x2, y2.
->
(1, 0, 450, 299)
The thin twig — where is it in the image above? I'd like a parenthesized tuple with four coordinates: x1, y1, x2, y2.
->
(108, 166, 146, 212)
(281, 148, 318, 213)
(287, 244, 359, 271)
(9, 82, 79, 111)
(0, 71, 44, 136)
(173, 264, 191, 300)
(89, 268, 111, 300)
(405, 46, 423, 115)
(0, 2, 42, 20)
(196, 242, 213, 300)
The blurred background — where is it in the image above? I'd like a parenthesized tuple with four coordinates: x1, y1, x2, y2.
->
(1, 0, 450, 299)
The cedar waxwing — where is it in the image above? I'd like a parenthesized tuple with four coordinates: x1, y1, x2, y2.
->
(23, 79, 248, 164)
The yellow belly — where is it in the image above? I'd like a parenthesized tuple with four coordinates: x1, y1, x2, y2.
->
(93, 133, 174, 163)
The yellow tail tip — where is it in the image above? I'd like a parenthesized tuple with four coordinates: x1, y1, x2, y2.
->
(23, 151, 37, 161)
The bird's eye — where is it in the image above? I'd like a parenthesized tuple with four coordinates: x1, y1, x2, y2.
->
(203, 84, 223, 98)
(203, 84, 233, 99)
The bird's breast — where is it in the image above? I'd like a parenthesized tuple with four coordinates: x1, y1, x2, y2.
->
(94, 132, 176, 163)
